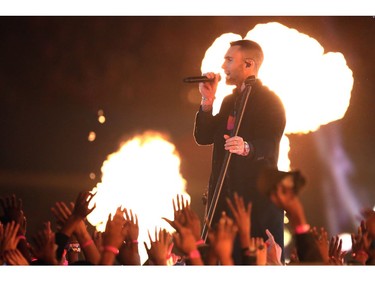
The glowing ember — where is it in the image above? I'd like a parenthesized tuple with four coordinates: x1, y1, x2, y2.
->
(88, 131, 96, 142)
(98, 109, 106, 124)
(87, 131, 190, 264)
(89, 172, 96, 180)
(98, 115, 106, 124)
(201, 22, 353, 171)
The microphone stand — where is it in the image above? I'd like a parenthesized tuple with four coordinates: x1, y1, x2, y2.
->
(201, 75, 256, 242)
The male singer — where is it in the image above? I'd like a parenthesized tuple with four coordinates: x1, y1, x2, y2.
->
(193, 39, 286, 264)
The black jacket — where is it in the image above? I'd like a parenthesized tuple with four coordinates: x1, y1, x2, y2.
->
(194, 79, 286, 250)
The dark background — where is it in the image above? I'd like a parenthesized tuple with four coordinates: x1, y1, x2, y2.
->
(1, 16, 374, 239)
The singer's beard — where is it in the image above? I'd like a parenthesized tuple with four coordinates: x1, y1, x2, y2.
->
(225, 76, 237, 86)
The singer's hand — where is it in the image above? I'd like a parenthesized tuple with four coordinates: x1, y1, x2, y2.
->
(199, 72, 220, 102)
(224, 134, 245, 155)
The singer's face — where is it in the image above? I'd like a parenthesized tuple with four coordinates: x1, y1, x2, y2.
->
(222, 46, 247, 87)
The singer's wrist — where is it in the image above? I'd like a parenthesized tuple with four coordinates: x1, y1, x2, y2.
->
(201, 98, 214, 105)
(201, 96, 214, 102)
(201, 97, 214, 112)
(201, 104, 213, 112)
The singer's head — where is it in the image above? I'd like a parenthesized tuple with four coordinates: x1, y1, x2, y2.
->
(222, 39, 263, 88)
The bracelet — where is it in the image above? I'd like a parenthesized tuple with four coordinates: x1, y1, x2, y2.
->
(201, 97, 214, 104)
(188, 249, 201, 259)
(81, 239, 94, 248)
(352, 250, 369, 258)
(295, 224, 310, 234)
(195, 239, 205, 246)
(103, 246, 119, 255)
(17, 235, 26, 240)
(241, 141, 250, 156)
(123, 240, 139, 245)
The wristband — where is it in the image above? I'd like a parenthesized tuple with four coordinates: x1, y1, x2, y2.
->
(17, 235, 26, 240)
(352, 250, 369, 258)
(295, 224, 310, 234)
(81, 239, 94, 248)
(124, 240, 139, 245)
(103, 246, 119, 255)
(201, 97, 214, 102)
(195, 239, 205, 246)
(188, 249, 201, 259)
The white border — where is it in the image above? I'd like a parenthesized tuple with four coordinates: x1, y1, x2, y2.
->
(1, 0, 375, 16)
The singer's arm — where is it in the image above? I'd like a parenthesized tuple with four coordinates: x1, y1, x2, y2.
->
(201, 97, 214, 112)
(198, 72, 219, 112)
(194, 108, 217, 145)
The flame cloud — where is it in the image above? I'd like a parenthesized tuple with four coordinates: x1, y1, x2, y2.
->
(87, 130, 190, 264)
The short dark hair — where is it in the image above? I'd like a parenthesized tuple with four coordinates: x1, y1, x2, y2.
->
(230, 39, 264, 67)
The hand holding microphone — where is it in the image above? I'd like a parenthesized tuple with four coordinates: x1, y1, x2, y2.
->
(192, 72, 220, 111)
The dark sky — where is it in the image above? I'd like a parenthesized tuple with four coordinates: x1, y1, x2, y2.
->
(1, 16, 375, 238)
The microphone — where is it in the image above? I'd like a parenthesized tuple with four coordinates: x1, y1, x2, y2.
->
(183, 75, 219, 83)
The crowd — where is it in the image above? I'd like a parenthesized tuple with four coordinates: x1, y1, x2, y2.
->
(0, 169, 374, 266)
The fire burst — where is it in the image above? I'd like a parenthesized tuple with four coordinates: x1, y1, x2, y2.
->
(87, 131, 190, 264)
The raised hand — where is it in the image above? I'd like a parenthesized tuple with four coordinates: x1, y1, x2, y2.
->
(51, 200, 100, 264)
(50, 201, 74, 231)
(311, 226, 329, 264)
(3, 249, 29, 265)
(226, 192, 252, 248)
(328, 235, 345, 265)
(173, 194, 188, 225)
(350, 223, 369, 265)
(0, 195, 31, 263)
(172, 194, 202, 242)
(265, 229, 283, 265)
(1, 221, 21, 251)
(32, 221, 58, 265)
(163, 216, 202, 265)
(123, 208, 139, 243)
(102, 207, 127, 249)
(251, 237, 267, 265)
(207, 212, 238, 265)
(72, 191, 96, 219)
(100, 207, 128, 265)
(0, 194, 26, 234)
(144, 227, 170, 265)
(117, 208, 141, 265)
(51, 201, 73, 222)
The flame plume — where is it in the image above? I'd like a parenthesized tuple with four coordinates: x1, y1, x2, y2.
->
(87, 131, 190, 264)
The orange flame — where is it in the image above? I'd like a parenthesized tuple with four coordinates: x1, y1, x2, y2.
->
(87, 130, 190, 264)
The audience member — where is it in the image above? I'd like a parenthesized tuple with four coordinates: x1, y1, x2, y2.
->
(0, 172, 374, 266)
